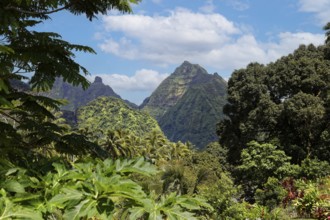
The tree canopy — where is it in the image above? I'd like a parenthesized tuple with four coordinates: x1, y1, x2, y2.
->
(0, 0, 140, 158)
(218, 44, 330, 165)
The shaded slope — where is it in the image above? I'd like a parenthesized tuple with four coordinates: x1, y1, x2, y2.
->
(45, 76, 136, 111)
(159, 76, 227, 148)
(142, 61, 227, 148)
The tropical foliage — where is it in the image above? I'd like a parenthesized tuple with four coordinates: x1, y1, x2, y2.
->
(0, 0, 140, 158)
(218, 44, 330, 165)
(77, 96, 162, 138)
(1, 0, 330, 219)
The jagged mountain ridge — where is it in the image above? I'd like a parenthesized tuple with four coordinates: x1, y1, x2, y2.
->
(11, 61, 227, 148)
(44, 76, 137, 112)
(142, 61, 227, 148)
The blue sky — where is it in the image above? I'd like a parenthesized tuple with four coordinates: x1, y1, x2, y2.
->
(39, 0, 329, 104)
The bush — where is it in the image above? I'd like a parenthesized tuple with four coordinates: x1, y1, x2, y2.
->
(300, 158, 330, 179)
(294, 177, 330, 219)
(236, 141, 296, 201)
(255, 177, 287, 210)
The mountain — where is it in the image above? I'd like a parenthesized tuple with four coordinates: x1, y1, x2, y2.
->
(10, 79, 30, 92)
(141, 61, 227, 148)
(44, 76, 137, 111)
(77, 96, 162, 137)
(141, 61, 211, 120)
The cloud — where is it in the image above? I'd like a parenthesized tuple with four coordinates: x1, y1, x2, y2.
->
(98, 8, 324, 74)
(87, 69, 169, 92)
(99, 9, 239, 66)
(298, 0, 330, 25)
(264, 32, 325, 60)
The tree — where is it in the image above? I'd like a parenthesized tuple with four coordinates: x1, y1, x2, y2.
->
(218, 44, 330, 164)
(324, 22, 330, 59)
(217, 63, 269, 164)
(0, 0, 140, 159)
(236, 141, 298, 202)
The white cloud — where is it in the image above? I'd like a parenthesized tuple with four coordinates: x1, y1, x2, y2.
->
(264, 32, 325, 61)
(98, 8, 324, 74)
(298, 0, 330, 25)
(88, 69, 169, 92)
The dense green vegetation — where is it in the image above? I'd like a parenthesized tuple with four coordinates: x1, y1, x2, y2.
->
(143, 61, 227, 148)
(159, 82, 226, 149)
(77, 96, 162, 138)
(218, 44, 330, 165)
(1, 0, 330, 219)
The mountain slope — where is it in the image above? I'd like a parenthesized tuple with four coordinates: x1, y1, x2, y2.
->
(44, 76, 136, 111)
(140, 61, 211, 120)
(78, 96, 162, 137)
(142, 61, 227, 148)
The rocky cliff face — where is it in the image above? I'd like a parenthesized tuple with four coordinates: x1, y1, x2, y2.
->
(141, 61, 227, 148)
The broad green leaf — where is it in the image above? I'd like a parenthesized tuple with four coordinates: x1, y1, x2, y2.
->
(5, 168, 19, 176)
(63, 199, 90, 220)
(115, 157, 158, 176)
(2, 180, 25, 193)
(0, 97, 13, 107)
(77, 199, 98, 218)
(0, 45, 14, 54)
(176, 196, 213, 211)
(148, 209, 163, 220)
(0, 80, 9, 94)
(0, 190, 43, 220)
(128, 207, 145, 220)
(48, 188, 84, 209)
(162, 206, 197, 220)
(12, 193, 40, 202)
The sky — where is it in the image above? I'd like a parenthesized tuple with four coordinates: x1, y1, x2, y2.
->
(39, 0, 330, 104)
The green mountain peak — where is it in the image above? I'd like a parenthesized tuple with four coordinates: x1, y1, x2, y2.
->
(141, 61, 227, 148)
(141, 61, 211, 119)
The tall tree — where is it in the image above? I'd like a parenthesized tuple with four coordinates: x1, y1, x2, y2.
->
(324, 22, 330, 59)
(218, 44, 330, 164)
(0, 0, 140, 158)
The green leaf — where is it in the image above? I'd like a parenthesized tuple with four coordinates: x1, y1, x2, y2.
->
(2, 180, 25, 193)
(5, 168, 19, 176)
(0, 45, 14, 54)
(0, 97, 13, 107)
(115, 157, 158, 176)
(48, 188, 84, 209)
(63, 199, 90, 220)
(0, 190, 43, 220)
(162, 206, 197, 220)
(128, 207, 145, 220)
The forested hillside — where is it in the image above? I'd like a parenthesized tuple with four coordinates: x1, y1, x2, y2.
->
(77, 96, 162, 138)
(1, 0, 330, 219)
